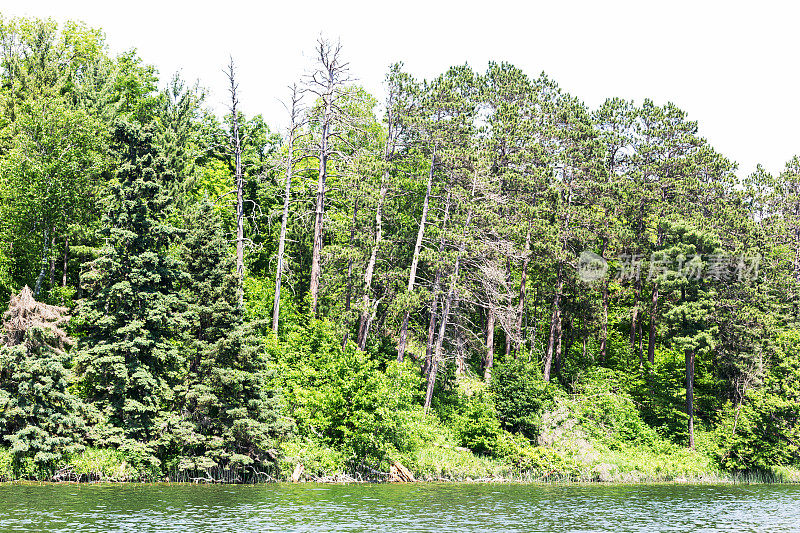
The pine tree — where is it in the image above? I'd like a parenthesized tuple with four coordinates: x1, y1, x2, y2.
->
(167, 201, 286, 473)
(0, 286, 85, 475)
(74, 121, 185, 465)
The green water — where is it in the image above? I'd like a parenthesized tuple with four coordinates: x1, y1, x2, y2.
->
(1, 482, 799, 532)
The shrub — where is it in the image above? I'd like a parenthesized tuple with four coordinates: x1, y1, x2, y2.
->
(452, 392, 503, 456)
(490, 358, 560, 439)
(570, 367, 658, 448)
(279, 319, 425, 466)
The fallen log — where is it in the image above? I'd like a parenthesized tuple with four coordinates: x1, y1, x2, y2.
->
(389, 461, 416, 482)
(291, 463, 304, 483)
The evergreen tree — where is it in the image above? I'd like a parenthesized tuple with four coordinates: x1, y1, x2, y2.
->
(74, 121, 185, 465)
(165, 201, 286, 473)
(0, 287, 85, 474)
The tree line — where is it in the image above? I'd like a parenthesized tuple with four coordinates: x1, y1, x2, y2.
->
(1, 15, 799, 479)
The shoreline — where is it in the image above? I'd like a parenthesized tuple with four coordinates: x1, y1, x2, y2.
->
(1, 471, 797, 486)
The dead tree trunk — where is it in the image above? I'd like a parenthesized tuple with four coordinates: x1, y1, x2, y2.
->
(422, 290, 440, 377)
(357, 183, 386, 349)
(397, 147, 436, 361)
(484, 307, 495, 382)
(514, 226, 532, 354)
(686, 349, 695, 449)
(308, 39, 349, 316)
(273, 85, 302, 334)
(342, 194, 360, 348)
(309, 100, 331, 316)
(226, 58, 245, 309)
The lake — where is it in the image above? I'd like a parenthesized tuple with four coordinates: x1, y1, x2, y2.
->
(1, 482, 798, 532)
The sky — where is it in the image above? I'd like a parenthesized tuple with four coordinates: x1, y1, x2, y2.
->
(3, 0, 798, 177)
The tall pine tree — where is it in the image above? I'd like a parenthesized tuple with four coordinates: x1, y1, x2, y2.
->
(74, 121, 185, 466)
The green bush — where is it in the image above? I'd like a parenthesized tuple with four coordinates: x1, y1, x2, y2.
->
(278, 319, 426, 466)
(68, 447, 139, 480)
(490, 358, 560, 439)
(452, 391, 503, 456)
(0, 447, 11, 480)
(279, 437, 347, 477)
(711, 331, 800, 471)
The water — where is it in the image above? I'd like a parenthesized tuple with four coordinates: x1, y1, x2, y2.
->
(1, 482, 799, 532)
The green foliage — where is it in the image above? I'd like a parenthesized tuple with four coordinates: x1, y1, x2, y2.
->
(570, 368, 659, 448)
(0, 15, 797, 483)
(491, 358, 561, 439)
(0, 327, 86, 474)
(73, 121, 185, 462)
(712, 331, 800, 471)
(278, 319, 424, 466)
(452, 391, 503, 456)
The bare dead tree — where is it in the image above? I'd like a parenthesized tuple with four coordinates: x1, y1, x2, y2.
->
(475, 241, 519, 382)
(273, 84, 304, 333)
(305, 38, 351, 316)
(2, 286, 70, 350)
(357, 70, 404, 351)
(225, 57, 245, 308)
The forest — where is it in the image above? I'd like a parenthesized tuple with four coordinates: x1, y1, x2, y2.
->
(1, 14, 799, 483)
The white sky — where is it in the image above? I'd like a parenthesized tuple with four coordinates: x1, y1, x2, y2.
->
(3, 0, 798, 177)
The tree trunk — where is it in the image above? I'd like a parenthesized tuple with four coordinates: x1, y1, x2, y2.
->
(599, 238, 609, 364)
(272, 86, 300, 334)
(686, 349, 695, 449)
(309, 98, 330, 316)
(484, 307, 495, 383)
(424, 186, 475, 413)
(422, 289, 440, 377)
(227, 59, 245, 309)
(504, 259, 512, 358)
(357, 182, 387, 349)
(599, 281, 609, 364)
(637, 314, 644, 368)
(423, 190, 454, 373)
(342, 196, 359, 348)
(358, 298, 379, 352)
(514, 226, 532, 354)
(397, 148, 436, 361)
(61, 234, 69, 287)
(544, 169, 574, 381)
(48, 232, 56, 290)
(630, 277, 641, 352)
(554, 316, 564, 377)
(543, 264, 564, 381)
(33, 226, 50, 298)
(424, 254, 460, 413)
(647, 284, 659, 365)
(422, 189, 453, 370)
(455, 325, 467, 377)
